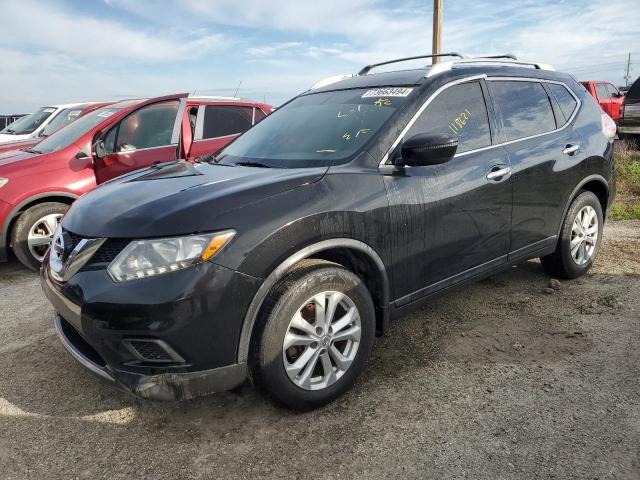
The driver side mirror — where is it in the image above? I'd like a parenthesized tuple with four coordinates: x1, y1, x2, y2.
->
(396, 133, 458, 167)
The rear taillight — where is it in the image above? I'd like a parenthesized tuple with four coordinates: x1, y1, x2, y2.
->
(601, 113, 616, 139)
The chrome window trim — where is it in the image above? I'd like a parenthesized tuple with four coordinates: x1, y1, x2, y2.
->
(379, 75, 581, 165)
(170, 98, 187, 145)
(252, 107, 256, 125)
(192, 132, 240, 143)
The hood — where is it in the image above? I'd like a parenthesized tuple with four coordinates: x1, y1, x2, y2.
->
(62, 160, 328, 237)
(0, 149, 39, 167)
(0, 138, 38, 155)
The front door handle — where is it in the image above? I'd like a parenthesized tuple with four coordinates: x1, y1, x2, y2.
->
(563, 144, 580, 155)
(486, 166, 511, 180)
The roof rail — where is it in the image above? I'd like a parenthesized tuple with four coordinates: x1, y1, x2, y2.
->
(358, 52, 465, 76)
(427, 55, 555, 77)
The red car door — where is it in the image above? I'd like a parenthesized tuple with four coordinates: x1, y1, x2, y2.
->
(606, 83, 624, 122)
(595, 83, 613, 117)
(189, 105, 257, 160)
(93, 94, 187, 184)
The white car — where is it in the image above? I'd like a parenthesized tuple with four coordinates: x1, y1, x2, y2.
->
(0, 103, 88, 143)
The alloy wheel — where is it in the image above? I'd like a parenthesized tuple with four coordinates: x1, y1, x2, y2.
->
(27, 213, 62, 262)
(570, 205, 598, 265)
(282, 291, 361, 391)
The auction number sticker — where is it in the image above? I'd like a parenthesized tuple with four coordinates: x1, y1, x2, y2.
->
(362, 87, 413, 98)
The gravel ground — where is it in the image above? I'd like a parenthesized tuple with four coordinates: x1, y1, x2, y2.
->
(0, 221, 639, 479)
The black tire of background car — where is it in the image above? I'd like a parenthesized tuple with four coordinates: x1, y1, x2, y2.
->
(10, 202, 67, 271)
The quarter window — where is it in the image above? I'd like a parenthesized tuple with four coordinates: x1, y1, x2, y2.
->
(547, 83, 578, 123)
(202, 106, 253, 139)
(488, 81, 556, 142)
(406, 81, 491, 154)
(105, 100, 179, 154)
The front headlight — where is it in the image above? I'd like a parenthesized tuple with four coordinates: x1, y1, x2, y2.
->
(0, 178, 8, 189)
(108, 230, 235, 282)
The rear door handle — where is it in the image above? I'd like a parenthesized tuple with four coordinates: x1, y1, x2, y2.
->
(486, 166, 511, 180)
(563, 144, 580, 155)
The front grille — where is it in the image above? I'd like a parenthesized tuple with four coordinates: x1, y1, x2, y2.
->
(90, 238, 131, 264)
(126, 339, 180, 363)
(62, 228, 130, 269)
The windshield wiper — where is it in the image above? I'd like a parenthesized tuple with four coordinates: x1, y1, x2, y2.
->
(233, 161, 272, 168)
(23, 148, 42, 154)
(3, 129, 16, 134)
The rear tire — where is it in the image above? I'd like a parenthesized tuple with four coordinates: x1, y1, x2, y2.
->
(10, 202, 67, 271)
(250, 259, 375, 411)
(540, 191, 603, 279)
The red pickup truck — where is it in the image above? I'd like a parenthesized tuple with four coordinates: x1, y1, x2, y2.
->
(0, 93, 272, 269)
(580, 80, 624, 123)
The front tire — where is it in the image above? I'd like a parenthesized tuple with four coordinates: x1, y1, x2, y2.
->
(10, 202, 67, 271)
(541, 191, 603, 279)
(250, 260, 375, 411)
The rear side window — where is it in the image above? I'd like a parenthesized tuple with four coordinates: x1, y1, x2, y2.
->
(406, 81, 491, 154)
(488, 81, 556, 142)
(203, 106, 253, 139)
(595, 83, 610, 99)
(547, 83, 578, 123)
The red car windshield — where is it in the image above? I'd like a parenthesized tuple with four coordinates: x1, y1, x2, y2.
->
(28, 106, 122, 154)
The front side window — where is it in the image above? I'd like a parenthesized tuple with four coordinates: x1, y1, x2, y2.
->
(39, 107, 83, 137)
(606, 83, 620, 98)
(219, 88, 412, 167)
(405, 81, 491, 154)
(547, 83, 578, 124)
(202, 106, 253, 139)
(595, 83, 610, 100)
(28, 106, 122, 154)
(105, 100, 179, 154)
(0, 107, 56, 135)
(488, 81, 556, 142)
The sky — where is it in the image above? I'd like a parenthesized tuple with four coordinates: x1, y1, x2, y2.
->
(1, 0, 639, 112)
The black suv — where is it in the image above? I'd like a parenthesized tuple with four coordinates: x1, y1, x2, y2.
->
(41, 53, 616, 410)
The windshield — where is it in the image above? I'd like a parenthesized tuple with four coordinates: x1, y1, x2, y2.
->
(0, 107, 56, 135)
(39, 107, 84, 137)
(29, 106, 122, 154)
(218, 87, 413, 168)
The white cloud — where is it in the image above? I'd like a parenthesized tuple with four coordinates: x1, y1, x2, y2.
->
(1, 0, 228, 62)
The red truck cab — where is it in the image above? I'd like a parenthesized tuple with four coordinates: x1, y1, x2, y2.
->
(0, 93, 272, 269)
(580, 80, 624, 122)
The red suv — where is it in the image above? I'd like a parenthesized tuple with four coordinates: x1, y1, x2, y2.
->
(0, 93, 272, 269)
(0, 102, 116, 155)
(580, 80, 624, 122)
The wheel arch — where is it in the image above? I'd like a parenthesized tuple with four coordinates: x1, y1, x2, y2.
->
(237, 238, 390, 364)
(2, 192, 78, 253)
(556, 174, 609, 237)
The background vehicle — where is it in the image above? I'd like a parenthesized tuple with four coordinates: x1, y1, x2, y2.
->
(0, 94, 272, 269)
(580, 80, 625, 122)
(0, 104, 87, 143)
(0, 102, 115, 155)
(619, 77, 640, 139)
(41, 54, 616, 410)
(0, 114, 28, 130)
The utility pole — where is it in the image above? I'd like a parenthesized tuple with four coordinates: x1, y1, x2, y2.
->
(624, 53, 632, 87)
(432, 0, 443, 64)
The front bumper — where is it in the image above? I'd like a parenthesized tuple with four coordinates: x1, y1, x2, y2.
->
(41, 259, 260, 401)
(618, 125, 640, 135)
